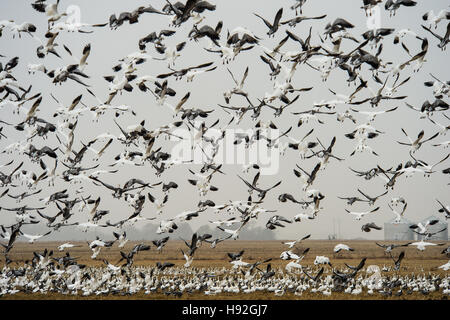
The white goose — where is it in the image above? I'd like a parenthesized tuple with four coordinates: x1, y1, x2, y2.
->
(345, 207, 380, 220)
(409, 240, 442, 251)
(20, 231, 51, 243)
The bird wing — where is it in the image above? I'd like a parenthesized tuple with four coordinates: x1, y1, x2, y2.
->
(421, 24, 443, 41)
(254, 13, 273, 29)
(237, 175, 260, 192)
(273, 8, 283, 27)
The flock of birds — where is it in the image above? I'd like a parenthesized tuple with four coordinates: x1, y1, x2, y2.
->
(0, 0, 449, 298)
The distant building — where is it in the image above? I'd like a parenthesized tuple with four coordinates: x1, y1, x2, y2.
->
(384, 217, 415, 240)
(416, 215, 448, 241)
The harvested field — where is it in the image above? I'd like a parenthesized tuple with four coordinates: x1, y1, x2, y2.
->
(1, 240, 448, 300)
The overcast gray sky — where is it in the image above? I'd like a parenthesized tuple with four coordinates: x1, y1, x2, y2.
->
(0, 0, 448, 241)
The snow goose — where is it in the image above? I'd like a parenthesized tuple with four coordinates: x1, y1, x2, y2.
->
(334, 244, 354, 253)
(345, 207, 380, 220)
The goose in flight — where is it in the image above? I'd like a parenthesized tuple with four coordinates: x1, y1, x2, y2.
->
(345, 207, 380, 220)
(346, 132, 380, 157)
(278, 193, 310, 207)
(324, 18, 354, 38)
(209, 217, 240, 227)
(188, 165, 222, 196)
(259, 52, 284, 81)
(57, 242, 79, 251)
(185, 65, 217, 82)
(20, 230, 52, 243)
(405, 99, 449, 118)
(157, 61, 214, 81)
(388, 202, 408, 223)
(31, 0, 68, 27)
(314, 255, 332, 266)
(89, 176, 150, 199)
(293, 162, 321, 191)
(436, 199, 449, 219)
(7, 189, 42, 203)
(237, 174, 282, 201)
(441, 246, 450, 257)
(156, 219, 178, 234)
(281, 14, 326, 27)
(357, 189, 388, 206)
(285, 259, 303, 273)
(49, 15, 107, 33)
(103, 259, 121, 272)
(230, 258, 250, 269)
(349, 77, 407, 108)
(294, 212, 316, 222)
(388, 251, 405, 271)
(334, 258, 367, 286)
(156, 261, 175, 271)
(257, 263, 275, 280)
(217, 218, 249, 240)
(409, 219, 440, 235)
(377, 165, 403, 190)
(421, 23, 450, 50)
(266, 215, 292, 230)
(422, 9, 450, 29)
(163, 0, 212, 27)
(334, 244, 354, 253)
(204, 235, 232, 249)
(428, 115, 450, 136)
(154, 41, 187, 67)
(147, 192, 168, 215)
(227, 27, 260, 48)
(33, 31, 61, 59)
(409, 240, 445, 251)
(350, 107, 398, 123)
(109, 5, 167, 29)
(227, 250, 245, 262)
(113, 231, 128, 248)
(8, 21, 37, 38)
(138, 29, 176, 50)
(438, 260, 450, 271)
(223, 66, 249, 104)
(282, 234, 311, 249)
(305, 136, 344, 168)
(361, 222, 382, 232)
(385, 0, 417, 17)
(375, 242, 411, 253)
(390, 196, 407, 207)
(0, 161, 23, 187)
(281, 248, 309, 261)
(412, 226, 447, 241)
(63, 43, 91, 72)
(180, 248, 194, 267)
(303, 267, 324, 283)
(337, 194, 368, 206)
(254, 8, 283, 38)
(152, 236, 170, 253)
(398, 152, 450, 178)
(162, 181, 178, 193)
(292, 107, 336, 127)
